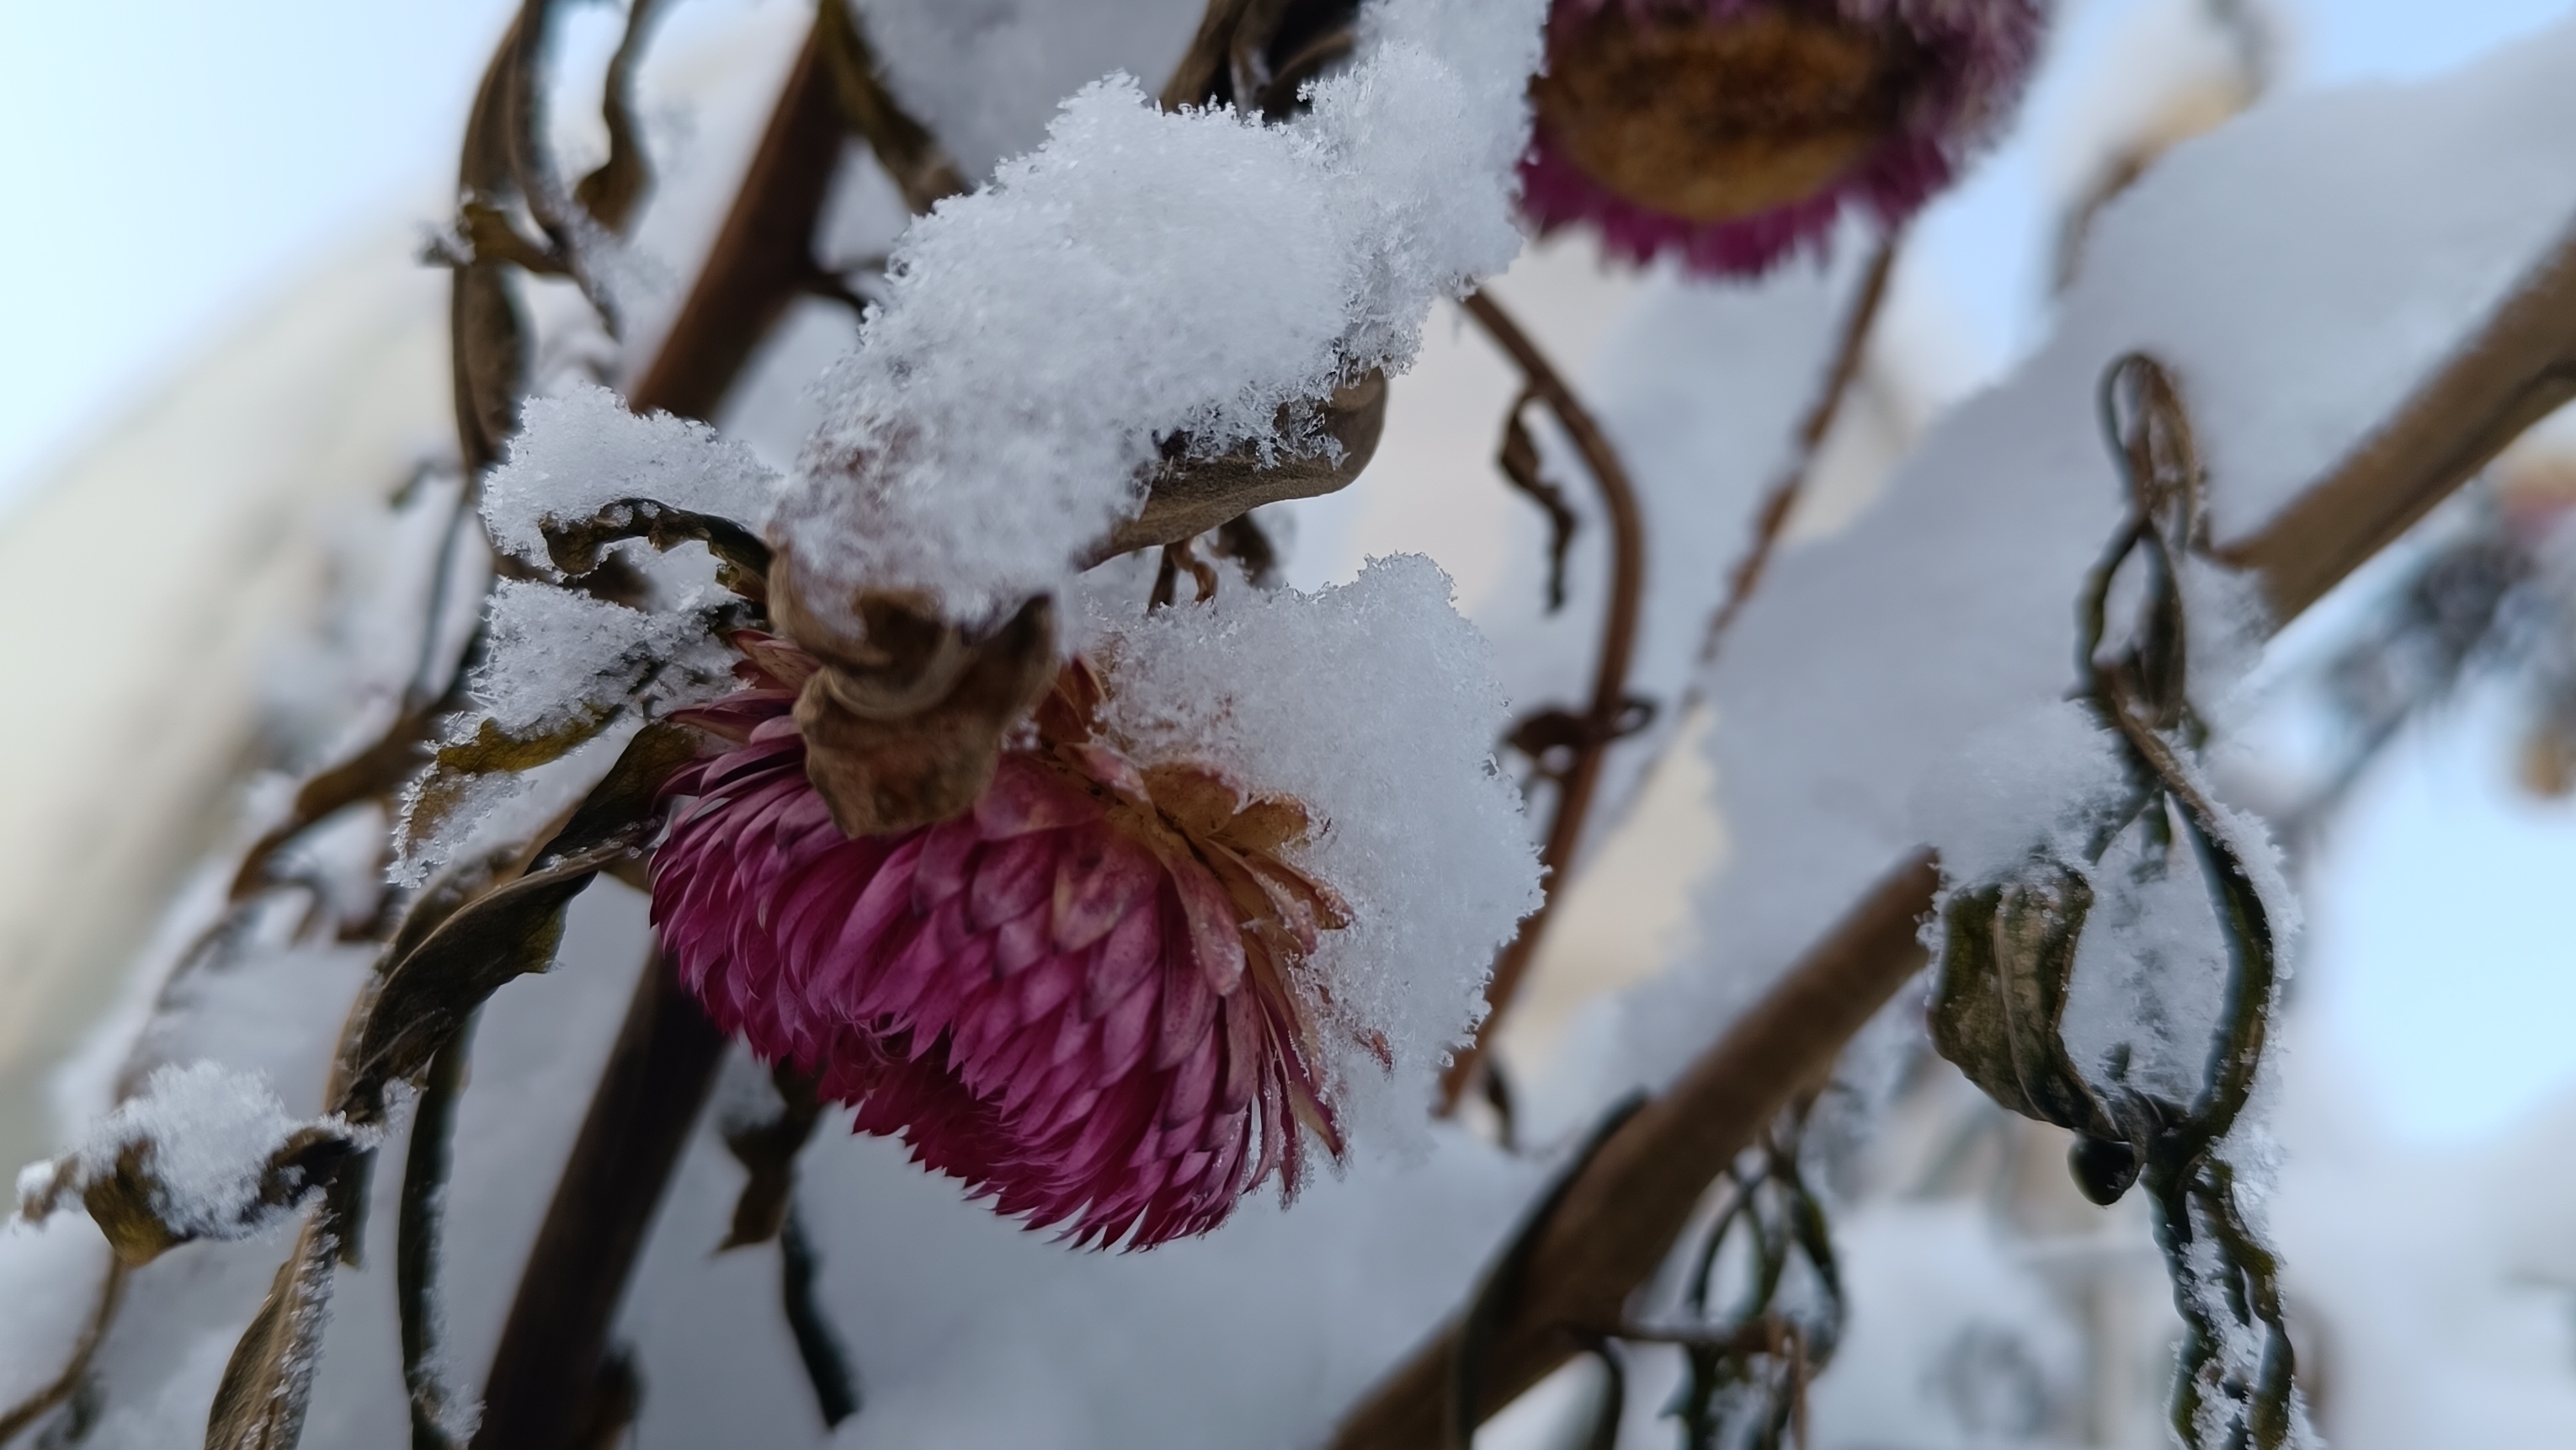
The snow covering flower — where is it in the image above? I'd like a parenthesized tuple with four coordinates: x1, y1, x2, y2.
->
(1521, 0, 2043, 275)
(652, 637, 1351, 1248)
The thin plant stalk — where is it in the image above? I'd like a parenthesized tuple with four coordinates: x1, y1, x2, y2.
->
(1439, 289, 1649, 1112)
(1700, 232, 1902, 666)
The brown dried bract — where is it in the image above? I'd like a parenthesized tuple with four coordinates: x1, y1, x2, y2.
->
(769, 548, 1060, 837)
(1533, 7, 1924, 222)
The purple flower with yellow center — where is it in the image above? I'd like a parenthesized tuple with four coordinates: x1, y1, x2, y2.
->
(1522, 0, 2045, 275)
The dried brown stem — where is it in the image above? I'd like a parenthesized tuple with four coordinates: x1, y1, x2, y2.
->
(1439, 290, 1648, 1111)
(0, 1260, 127, 1445)
(1701, 232, 1902, 665)
(1339, 853, 1939, 1450)
(469, 956, 726, 1450)
(1163, 0, 1262, 109)
(400, 1029, 474, 1450)
(817, 0, 968, 212)
(2217, 222, 2576, 621)
(624, 20, 845, 420)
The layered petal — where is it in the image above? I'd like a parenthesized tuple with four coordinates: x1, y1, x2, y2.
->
(650, 671, 1345, 1249)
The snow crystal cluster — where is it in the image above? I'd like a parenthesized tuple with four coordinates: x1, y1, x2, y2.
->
(481, 384, 782, 564)
(776, 0, 1546, 625)
(1082, 555, 1542, 1134)
(16, 1062, 350, 1244)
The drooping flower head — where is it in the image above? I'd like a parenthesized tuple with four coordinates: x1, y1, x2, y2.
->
(651, 633, 1352, 1249)
(1522, 0, 2045, 275)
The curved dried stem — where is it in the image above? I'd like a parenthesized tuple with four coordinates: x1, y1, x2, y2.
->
(1439, 290, 1649, 1112)
(1701, 231, 1902, 665)
(0, 1259, 127, 1446)
(1341, 853, 1940, 1450)
(817, 0, 968, 212)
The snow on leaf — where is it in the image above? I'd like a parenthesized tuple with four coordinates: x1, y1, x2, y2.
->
(775, 0, 1546, 625)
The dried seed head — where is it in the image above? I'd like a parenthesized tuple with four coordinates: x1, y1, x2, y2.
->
(652, 642, 1355, 1248)
(1522, 0, 2043, 275)
(767, 545, 1059, 836)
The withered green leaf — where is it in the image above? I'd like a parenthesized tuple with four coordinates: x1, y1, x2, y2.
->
(204, 1207, 343, 1450)
(1929, 861, 2117, 1145)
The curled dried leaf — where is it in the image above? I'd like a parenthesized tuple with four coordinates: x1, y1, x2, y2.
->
(342, 723, 700, 1122)
(450, 263, 528, 477)
(84, 1128, 358, 1268)
(1091, 370, 1387, 562)
(768, 556, 1059, 836)
(396, 712, 617, 869)
(205, 1207, 343, 1450)
(1928, 858, 2119, 1147)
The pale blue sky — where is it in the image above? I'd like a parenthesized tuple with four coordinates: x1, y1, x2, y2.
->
(2, 0, 2571, 1142)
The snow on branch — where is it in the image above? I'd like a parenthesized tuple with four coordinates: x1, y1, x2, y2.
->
(775, 0, 1546, 625)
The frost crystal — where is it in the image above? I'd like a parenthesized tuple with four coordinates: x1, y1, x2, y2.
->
(468, 579, 721, 739)
(390, 580, 737, 888)
(481, 383, 782, 565)
(1083, 554, 1543, 1132)
(777, 0, 1545, 623)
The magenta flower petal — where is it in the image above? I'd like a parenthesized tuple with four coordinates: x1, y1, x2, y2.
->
(650, 664, 1350, 1250)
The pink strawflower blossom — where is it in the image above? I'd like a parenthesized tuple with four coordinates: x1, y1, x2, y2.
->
(1523, 0, 2044, 275)
(651, 636, 1350, 1248)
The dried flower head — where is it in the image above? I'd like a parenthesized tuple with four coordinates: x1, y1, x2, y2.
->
(652, 636, 1351, 1248)
(1522, 0, 2043, 275)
